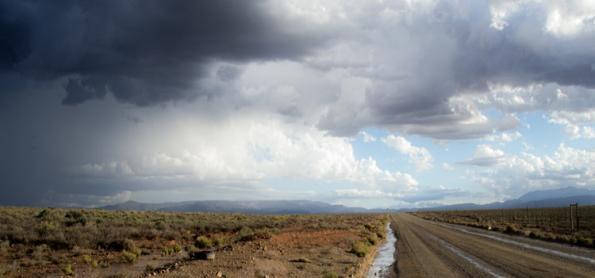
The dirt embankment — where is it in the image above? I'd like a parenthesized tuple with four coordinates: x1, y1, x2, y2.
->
(392, 213, 595, 277)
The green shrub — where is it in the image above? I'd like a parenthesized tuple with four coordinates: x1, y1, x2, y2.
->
(101, 238, 140, 255)
(576, 236, 590, 246)
(162, 247, 173, 256)
(367, 233, 378, 245)
(542, 232, 555, 241)
(351, 241, 370, 257)
(323, 270, 339, 278)
(61, 263, 73, 276)
(99, 260, 110, 268)
(237, 226, 255, 242)
(37, 222, 57, 237)
(173, 244, 182, 253)
(121, 251, 138, 263)
(0, 240, 10, 252)
(213, 237, 223, 247)
(161, 245, 181, 256)
(195, 236, 212, 249)
(64, 210, 87, 226)
(36, 209, 50, 219)
(82, 254, 98, 268)
(122, 239, 136, 252)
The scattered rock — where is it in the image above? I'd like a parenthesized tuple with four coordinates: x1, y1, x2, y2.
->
(216, 271, 223, 277)
(289, 258, 311, 263)
(189, 250, 216, 260)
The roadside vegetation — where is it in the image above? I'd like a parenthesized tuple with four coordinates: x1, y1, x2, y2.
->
(0, 206, 387, 277)
(414, 205, 595, 248)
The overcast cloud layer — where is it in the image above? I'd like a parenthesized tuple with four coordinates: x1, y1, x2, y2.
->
(2, 0, 595, 207)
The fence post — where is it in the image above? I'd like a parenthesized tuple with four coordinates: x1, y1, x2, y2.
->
(576, 203, 579, 231)
(568, 204, 574, 233)
(569, 203, 578, 232)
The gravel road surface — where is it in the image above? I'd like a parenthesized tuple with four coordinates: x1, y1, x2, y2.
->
(393, 213, 595, 277)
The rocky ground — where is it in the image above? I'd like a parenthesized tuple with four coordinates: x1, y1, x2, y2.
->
(161, 228, 381, 278)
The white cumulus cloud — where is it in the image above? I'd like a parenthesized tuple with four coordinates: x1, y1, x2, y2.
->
(466, 144, 595, 199)
(382, 135, 433, 171)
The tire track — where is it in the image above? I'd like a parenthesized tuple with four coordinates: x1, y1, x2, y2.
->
(393, 213, 595, 277)
(436, 222, 595, 265)
(425, 233, 507, 278)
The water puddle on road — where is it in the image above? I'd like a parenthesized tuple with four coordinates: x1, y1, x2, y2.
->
(367, 223, 397, 277)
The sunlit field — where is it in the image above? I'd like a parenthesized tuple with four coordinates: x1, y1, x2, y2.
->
(0, 207, 387, 277)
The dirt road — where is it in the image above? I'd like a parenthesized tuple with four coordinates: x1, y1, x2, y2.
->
(393, 213, 595, 277)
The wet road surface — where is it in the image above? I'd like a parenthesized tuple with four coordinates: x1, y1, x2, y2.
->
(393, 213, 595, 278)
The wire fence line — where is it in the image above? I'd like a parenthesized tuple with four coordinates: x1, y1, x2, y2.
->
(431, 204, 595, 234)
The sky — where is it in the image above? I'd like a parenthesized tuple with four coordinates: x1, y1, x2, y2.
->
(2, 0, 595, 208)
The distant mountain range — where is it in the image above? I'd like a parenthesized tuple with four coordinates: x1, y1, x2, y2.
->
(419, 187, 595, 211)
(102, 187, 595, 213)
(101, 200, 372, 214)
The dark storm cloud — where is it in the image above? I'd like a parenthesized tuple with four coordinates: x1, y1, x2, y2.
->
(318, 0, 595, 139)
(0, 0, 328, 105)
(216, 65, 242, 82)
(4, 0, 595, 208)
(429, 1, 595, 91)
(449, 18, 595, 91)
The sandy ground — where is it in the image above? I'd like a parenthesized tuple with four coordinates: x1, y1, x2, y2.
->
(393, 213, 595, 277)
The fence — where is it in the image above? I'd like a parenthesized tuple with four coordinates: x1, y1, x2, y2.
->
(437, 204, 595, 234)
